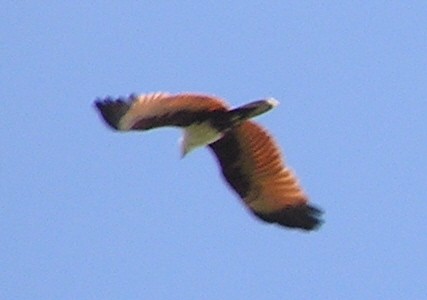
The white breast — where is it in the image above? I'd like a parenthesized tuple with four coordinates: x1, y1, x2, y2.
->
(181, 122, 224, 157)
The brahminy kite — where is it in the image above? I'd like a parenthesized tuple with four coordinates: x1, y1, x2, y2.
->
(95, 92, 323, 230)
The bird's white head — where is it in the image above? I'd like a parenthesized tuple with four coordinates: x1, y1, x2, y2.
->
(180, 123, 224, 158)
(180, 134, 198, 158)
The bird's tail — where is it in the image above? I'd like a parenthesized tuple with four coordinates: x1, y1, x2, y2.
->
(227, 98, 279, 125)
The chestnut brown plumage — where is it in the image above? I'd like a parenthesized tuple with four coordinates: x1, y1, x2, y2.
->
(95, 92, 323, 230)
(209, 121, 322, 230)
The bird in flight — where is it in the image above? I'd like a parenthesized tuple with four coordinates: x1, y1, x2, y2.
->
(94, 92, 323, 231)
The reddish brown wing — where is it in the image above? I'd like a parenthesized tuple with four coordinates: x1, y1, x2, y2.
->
(209, 121, 322, 230)
(95, 93, 229, 131)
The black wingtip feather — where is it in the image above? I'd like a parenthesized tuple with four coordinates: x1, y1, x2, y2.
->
(94, 97, 132, 130)
(255, 205, 324, 231)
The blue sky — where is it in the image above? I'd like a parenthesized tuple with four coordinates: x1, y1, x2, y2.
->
(2, 1, 426, 299)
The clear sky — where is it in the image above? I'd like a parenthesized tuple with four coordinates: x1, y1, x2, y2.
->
(2, 2, 426, 299)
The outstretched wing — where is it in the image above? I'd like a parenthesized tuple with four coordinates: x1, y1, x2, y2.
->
(209, 121, 323, 230)
(94, 93, 229, 131)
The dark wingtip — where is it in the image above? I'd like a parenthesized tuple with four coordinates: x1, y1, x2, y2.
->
(255, 204, 324, 231)
(94, 96, 133, 130)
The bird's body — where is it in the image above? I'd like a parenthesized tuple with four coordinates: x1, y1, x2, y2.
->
(95, 92, 323, 231)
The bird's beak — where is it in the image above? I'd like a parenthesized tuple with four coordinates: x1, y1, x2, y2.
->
(180, 143, 191, 159)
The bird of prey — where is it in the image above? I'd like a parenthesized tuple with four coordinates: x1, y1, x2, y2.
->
(94, 92, 323, 230)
